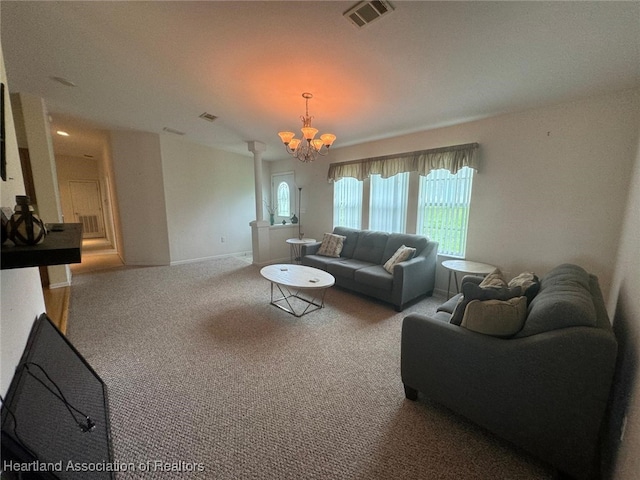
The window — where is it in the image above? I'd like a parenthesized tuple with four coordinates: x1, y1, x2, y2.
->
(277, 182, 290, 218)
(369, 173, 409, 233)
(417, 167, 474, 257)
(271, 172, 295, 222)
(332, 168, 474, 257)
(333, 177, 362, 229)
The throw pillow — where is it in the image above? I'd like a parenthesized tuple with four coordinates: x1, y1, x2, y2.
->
(479, 268, 508, 289)
(317, 233, 346, 258)
(508, 272, 541, 305)
(461, 296, 528, 337)
(450, 280, 522, 326)
(383, 245, 416, 274)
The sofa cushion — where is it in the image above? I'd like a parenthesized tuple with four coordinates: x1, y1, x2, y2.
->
(437, 293, 463, 314)
(327, 259, 374, 280)
(354, 265, 393, 291)
(302, 254, 342, 271)
(383, 245, 416, 273)
(515, 264, 597, 338)
(352, 230, 390, 264)
(332, 227, 361, 259)
(382, 234, 428, 264)
(317, 233, 346, 257)
(461, 296, 528, 337)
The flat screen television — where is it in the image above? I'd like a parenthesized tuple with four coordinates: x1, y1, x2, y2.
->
(1, 314, 113, 479)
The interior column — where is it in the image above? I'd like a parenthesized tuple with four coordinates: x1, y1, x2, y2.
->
(247, 141, 270, 265)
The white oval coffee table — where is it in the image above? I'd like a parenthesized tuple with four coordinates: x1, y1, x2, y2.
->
(260, 264, 335, 317)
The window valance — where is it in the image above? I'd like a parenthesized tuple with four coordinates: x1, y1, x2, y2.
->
(327, 142, 479, 182)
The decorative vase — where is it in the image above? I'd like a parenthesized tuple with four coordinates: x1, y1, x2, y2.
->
(269, 213, 275, 226)
(291, 214, 298, 224)
(8, 195, 47, 245)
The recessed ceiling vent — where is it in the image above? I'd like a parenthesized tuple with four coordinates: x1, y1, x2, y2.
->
(344, 1, 394, 28)
(50, 76, 77, 87)
(199, 112, 218, 122)
(162, 127, 185, 136)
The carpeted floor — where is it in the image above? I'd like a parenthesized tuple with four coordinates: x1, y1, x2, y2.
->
(67, 257, 555, 479)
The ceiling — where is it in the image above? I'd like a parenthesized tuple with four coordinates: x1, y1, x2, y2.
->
(2, 1, 639, 161)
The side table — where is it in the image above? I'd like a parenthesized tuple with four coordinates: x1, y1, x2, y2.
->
(441, 259, 496, 298)
(286, 238, 316, 264)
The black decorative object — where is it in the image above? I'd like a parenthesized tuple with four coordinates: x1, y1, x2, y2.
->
(290, 214, 298, 224)
(8, 195, 47, 245)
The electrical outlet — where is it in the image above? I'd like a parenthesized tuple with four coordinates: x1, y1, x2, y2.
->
(220, 236, 225, 243)
(621, 415, 628, 442)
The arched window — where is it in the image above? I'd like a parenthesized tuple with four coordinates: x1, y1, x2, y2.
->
(277, 181, 290, 217)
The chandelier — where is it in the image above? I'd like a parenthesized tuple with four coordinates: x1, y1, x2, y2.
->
(278, 93, 336, 163)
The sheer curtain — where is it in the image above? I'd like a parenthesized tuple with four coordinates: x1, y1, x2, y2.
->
(333, 177, 362, 229)
(369, 173, 409, 233)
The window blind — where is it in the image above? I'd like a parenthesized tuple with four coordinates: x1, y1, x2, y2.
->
(417, 167, 474, 257)
(369, 173, 409, 233)
(333, 177, 363, 229)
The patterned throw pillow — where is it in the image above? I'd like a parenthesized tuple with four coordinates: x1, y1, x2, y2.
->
(383, 245, 417, 274)
(317, 233, 346, 258)
(479, 268, 508, 289)
(508, 272, 541, 305)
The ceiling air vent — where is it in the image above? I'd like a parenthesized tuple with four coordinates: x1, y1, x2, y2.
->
(199, 112, 218, 122)
(162, 127, 185, 136)
(344, 1, 394, 28)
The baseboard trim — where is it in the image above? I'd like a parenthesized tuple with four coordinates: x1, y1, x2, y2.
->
(252, 256, 289, 267)
(170, 251, 253, 266)
(433, 287, 449, 298)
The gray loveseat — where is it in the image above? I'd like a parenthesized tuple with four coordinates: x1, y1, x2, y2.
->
(401, 264, 617, 479)
(301, 227, 438, 311)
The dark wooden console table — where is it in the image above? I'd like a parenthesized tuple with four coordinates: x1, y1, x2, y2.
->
(1, 223, 83, 269)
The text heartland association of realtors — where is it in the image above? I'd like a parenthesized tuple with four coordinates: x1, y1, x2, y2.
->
(2, 460, 207, 473)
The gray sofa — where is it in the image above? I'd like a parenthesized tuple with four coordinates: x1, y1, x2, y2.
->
(301, 227, 438, 311)
(401, 264, 617, 479)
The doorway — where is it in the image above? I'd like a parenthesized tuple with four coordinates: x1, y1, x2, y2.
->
(69, 180, 105, 239)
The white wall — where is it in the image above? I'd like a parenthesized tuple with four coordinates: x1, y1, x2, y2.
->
(0, 42, 46, 396)
(271, 88, 639, 302)
(608, 131, 640, 479)
(159, 135, 254, 264)
(110, 130, 171, 265)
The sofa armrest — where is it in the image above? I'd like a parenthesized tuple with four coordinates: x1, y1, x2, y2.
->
(401, 313, 617, 479)
(392, 241, 437, 309)
(301, 242, 322, 256)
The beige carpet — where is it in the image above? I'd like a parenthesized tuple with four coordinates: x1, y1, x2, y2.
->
(67, 257, 554, 479)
